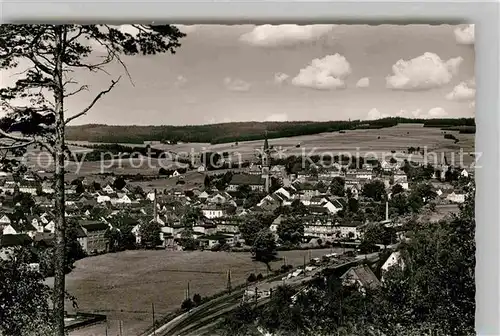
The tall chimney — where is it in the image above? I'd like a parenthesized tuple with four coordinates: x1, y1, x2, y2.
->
(385, 200, 389, 221)
(153, 188, 158, 222)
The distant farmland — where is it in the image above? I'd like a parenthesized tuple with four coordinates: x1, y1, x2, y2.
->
(18, 123, 475, 182)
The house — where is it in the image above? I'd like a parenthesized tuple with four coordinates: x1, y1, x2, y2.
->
(247, 163, 262, 176)
(193, 219, 217, 235)
(393, 171, 409, 190)
(2, 221, 38, 238)
(79, 220, 110, 254)
(114, 193, 132, 205)
(200, 233, 234, 249)
(97, 194, 112, 203)
(446, 191, 466, 204)
(336, 221, 363, 239)
(197, 164, 207, 173)
(214, 218, 242, 234)
(460, 169, 470, 178)
(198, 191, 210, 201)
(381, 251, 405, 281)
(41, 181, 55, 194)
(303, 217, 337, 239)
(0, 214, 11, 226)
(207, 191, 231, 205)
(201, 205, 227, 219)
(172, 170, 180, 177)
(102, 184, 115, 194)
(340, 264, 381, 291)
(227, 174, 266, 192)
(19, 180, 39, 195)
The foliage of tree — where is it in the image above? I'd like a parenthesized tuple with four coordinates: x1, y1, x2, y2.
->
(112, 176, 126, 190)
(181, 298, 194, 311)
(347, 197, 359, 213)
(277, 217, 304, 246)
(362, 223, 396, 247)
(0, 248, 55, 336)
(362, 180, 386, 201)
(251, 228, 278, 271)
(239, 214, 274, 246)
(139, 220, 161, 248)
(391, 183, 404, 195)
(0, 23, 184, 335)
(193, 293, 202, 306)
(330, 176, 345, 197)
(178, 228, 198, 251)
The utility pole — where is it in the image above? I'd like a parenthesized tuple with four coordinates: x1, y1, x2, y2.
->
(303, 254, 306, 275)
(119, 320, 123, 336)
(227, 269, 232, 293)
(187, 281, 190, 300)
(152, 302, 156, 336)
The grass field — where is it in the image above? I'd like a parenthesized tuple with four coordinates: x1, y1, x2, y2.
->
(49, 248, 344, 336)
(19, 124, 475, 182)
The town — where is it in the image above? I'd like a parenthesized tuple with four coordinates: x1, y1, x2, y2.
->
(0, 136, 472, 262)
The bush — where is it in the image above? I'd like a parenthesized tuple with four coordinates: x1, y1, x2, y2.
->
(247, 273, 257, 283)
(181, 298, 194, 311)
(193, 293, 202, 306)
(256, 273, 264, 281)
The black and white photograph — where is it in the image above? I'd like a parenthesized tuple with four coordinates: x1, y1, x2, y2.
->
(0, 23, 476, 336)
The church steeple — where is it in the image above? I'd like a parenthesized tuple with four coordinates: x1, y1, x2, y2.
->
(261, 131, 270, 194)
(263, 130, 269, 152)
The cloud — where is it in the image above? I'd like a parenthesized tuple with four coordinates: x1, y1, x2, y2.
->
(454, 24, 475, 45)
(427, 107, 448, 118)
(224, 77, 251, 92)
(274, 73, 290, 84)
(175, 25, 198, 34)
(239, 24, 336, 47)
(366, 108, 390, 120)
(446, 80, 476, 101)
(386, 52, 463, 90)
(265, 113, 288, 122)
(174, 75, 188, 87)
(356, 77, 370, 88)
(291, 54, 351, 90)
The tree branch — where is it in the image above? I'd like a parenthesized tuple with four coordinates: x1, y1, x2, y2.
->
(64, 76, 121, 125)
(64, 85, 88, 98)
(0, 129, 34, 143)
(0, 141, 35, 150)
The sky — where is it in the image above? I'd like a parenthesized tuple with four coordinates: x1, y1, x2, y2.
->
(0, 24, 475, 126)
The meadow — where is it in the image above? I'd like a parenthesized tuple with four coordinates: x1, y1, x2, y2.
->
(53, 248, 343, 336)
(21, 124, 475, 183)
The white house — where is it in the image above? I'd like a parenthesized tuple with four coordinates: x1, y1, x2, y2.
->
(197, 165, 207, 173)
(0, 215, 11, 226)
(172, 170, 180, 177)
(114, 193, 132, 205)
(446, 192, 466, 204)
(201, 205, 226, 219)
(460, 169, 469, 178)
(97, 194, 111, 203)
(381, 251, 405, 281)
(102, 184, 115, 194)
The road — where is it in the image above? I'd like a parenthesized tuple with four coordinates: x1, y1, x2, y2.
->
(144, 253, 381, 336)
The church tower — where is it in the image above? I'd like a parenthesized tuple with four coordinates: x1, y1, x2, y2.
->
(261, 131, 270, 194)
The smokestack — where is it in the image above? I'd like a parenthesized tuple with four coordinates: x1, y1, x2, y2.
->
(153, 189, 158, 222)
(385, 200, 389, 221)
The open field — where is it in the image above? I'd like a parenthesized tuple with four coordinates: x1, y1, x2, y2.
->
(47, 248, 345, 336)
(16, 124, 475, 183)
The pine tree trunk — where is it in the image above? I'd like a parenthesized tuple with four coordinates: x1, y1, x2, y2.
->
(53, 26, 67, 336)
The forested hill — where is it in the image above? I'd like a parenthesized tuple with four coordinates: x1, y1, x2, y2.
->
(66, 117, 475, 145)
